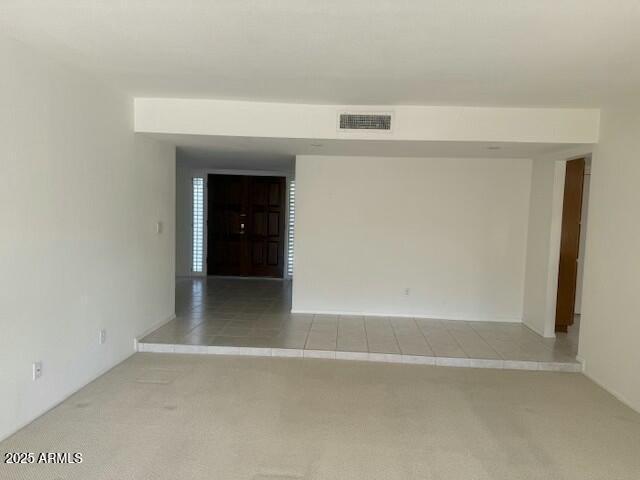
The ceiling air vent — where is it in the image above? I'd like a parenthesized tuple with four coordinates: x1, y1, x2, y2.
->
(338, 113, 392, 131)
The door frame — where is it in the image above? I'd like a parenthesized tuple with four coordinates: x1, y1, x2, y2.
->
(193, 168, 293, 279)
(544, 153, 591, 337)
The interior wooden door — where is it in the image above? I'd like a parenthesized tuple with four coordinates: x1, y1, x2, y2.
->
(207, 174, 248, 276)
(207, 174, 285, 278)
(555, 158, 586, 332)
(247, 176, 286, 277)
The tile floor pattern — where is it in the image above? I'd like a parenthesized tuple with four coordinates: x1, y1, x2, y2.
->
(140, 278, 580, 370)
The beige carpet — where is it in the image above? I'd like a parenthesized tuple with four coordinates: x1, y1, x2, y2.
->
(1, 353, 639, 479)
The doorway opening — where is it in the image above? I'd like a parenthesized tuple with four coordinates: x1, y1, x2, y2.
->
(555, 157, 591, 333)
(207, 174, 287, 278)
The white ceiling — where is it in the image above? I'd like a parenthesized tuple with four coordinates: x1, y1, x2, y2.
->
(1, 1, 639, 107)
(160, 133, 582, 172)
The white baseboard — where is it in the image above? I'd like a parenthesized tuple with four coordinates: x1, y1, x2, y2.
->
(1, 312, 179, 443)
(582, 366, 640, 414)
(0, 350, 135, 443)
(207, 275, 286, 281)
(522, 321, 556, 338)
(290, 309, 521, 323)
(133, 313, 176, 350)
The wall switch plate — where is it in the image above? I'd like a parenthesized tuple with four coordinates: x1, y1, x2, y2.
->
(99, 329, 107, 345)
(156, 221, 163, 234)
(32, 361, 42, 381)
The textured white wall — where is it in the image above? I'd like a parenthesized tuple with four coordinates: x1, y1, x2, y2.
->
(0, 35, 175, 441)
(579, 106, 640, 412)
(293, 155, 532, 321)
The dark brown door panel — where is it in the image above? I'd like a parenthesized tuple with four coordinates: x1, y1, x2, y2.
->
(555, 158, 586, 332)
(207, 174, 285, 278)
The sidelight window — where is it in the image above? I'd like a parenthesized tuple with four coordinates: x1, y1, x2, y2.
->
(287, 179, 296, 276)
(192, 177, 204, 273)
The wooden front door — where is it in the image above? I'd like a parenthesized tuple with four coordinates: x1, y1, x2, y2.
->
(207, 174, 285, 278)
(555, 158, 586, 332)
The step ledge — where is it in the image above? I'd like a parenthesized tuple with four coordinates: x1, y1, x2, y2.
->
(137, 342, 582, 373)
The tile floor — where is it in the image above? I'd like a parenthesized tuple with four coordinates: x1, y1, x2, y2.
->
(140, 277, 580, 371)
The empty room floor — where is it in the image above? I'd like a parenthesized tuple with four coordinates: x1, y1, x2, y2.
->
(140, 278, 580, 371)
(1, 353, 639, 480)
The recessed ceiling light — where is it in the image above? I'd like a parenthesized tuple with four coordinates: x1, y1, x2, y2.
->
(487, 145, 501, 150)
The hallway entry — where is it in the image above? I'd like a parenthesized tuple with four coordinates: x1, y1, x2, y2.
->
(207, 174, 286, 278)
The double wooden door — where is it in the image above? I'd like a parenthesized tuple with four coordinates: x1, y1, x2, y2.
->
(207, 174, 286, 278)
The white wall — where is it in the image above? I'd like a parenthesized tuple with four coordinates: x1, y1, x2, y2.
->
(579, 105, 640, 412)
(0, 35, 175, 441)
(522, 158, 562, 336)
(574, 166, 591, 314)
(175, 161, 193, 276)
(293, 155, 532, 321)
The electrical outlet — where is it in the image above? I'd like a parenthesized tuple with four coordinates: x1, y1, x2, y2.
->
(99, 329, 107, 345)
(404, 288, 411, 296)
(32, 361, 42, 381)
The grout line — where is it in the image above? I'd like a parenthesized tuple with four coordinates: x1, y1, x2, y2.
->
(416, 321, 435, 352)
(417, 319, 464, 358)
(466, 323, 517, 362)
(362, 316, 371, 352)
(388, 317, 401, 352)
(442, 332, 468, 359)
(337, 315, 367, 352)
(449, 327, 502, 360)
